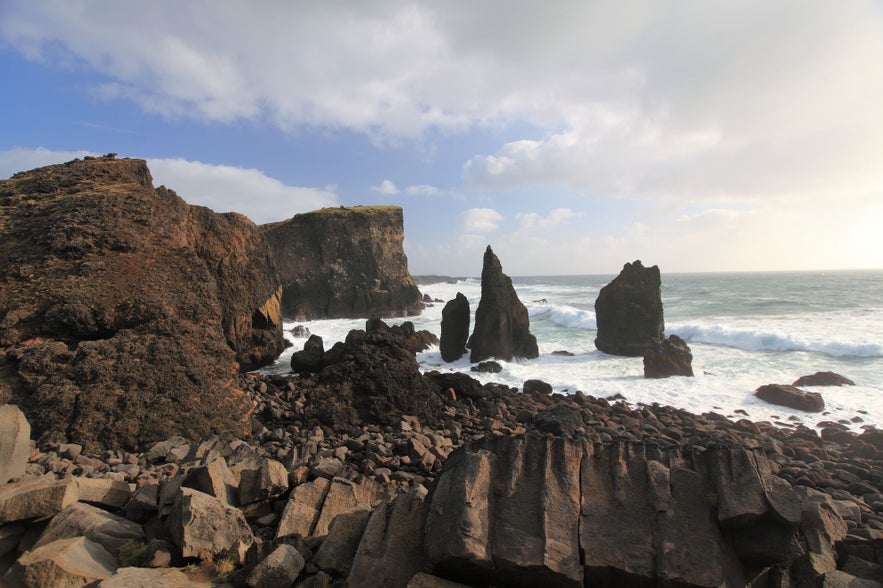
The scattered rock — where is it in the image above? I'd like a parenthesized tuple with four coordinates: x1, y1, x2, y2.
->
(470, 361, 502, 374)
(793, 372, 856, 387)
(756, 384, 826, 412)
(4, 536, 117, 587)
(523, 379, 553, 395)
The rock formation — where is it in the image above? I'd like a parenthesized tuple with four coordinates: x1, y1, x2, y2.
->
(755, 384, 825, 412)
(793, 371, 856, 387)
(643, 334, 694, 378)
(440, 293, 470, 362)
(263, 206, 422, 320)
(0, 156, 284, 450)
(469, 246, 538, 362)
(594, 260, 664, 356)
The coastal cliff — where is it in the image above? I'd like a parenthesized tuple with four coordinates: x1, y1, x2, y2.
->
(263, 206, 422, 320)
(0, 156, 284, 450)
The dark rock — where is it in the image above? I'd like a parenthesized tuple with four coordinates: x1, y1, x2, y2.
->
(594, 260, 664, 356)
(291, 325, 311, 337)
(523, 379, 553, 395)
(793, 371, 856, 387)
(440, 293, 470, 362)
(551, 350, 574, 356)
(291, 335, 325, 374)
(425, 372, 487, 400)
(0, 157, 284, 451)
(534, 405, 583, 435)
(389, 321, 438, 354)
(469, 246, 538, 362)
(756, 384, 825, 412)
(643, 335, 694, 378)
(471, 361, 502, 374)
(263, 206, 422, 320)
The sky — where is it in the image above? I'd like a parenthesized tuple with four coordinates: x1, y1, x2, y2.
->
(2, 1, 883, 277)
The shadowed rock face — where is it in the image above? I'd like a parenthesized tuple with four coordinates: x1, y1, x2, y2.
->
(263, 206, 422, 320)
(0, 156, 284, 450)
(440, 293, 470, 362)
(469, 246, 538, 362)
(644, 334, 694, 378)
(594, 260, 664, 357)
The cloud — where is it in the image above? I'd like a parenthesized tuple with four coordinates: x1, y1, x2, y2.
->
(459, 208, 503, 233)
(405, 184, 441, 196)
(517, 208, 579, 231)
(370, 179, 399, 195)
(0, 148, 337, 224)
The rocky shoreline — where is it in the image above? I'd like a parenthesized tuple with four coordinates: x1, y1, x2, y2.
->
(1, 319, 882, 586)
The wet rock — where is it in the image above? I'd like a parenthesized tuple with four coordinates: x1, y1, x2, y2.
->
(0, 404, 31, 484)
(440, 293, 470, 362)
(469, 246, 538, 362)
(756, 384, 825, 412)
(471, 361, 502, 374)
(4, 536, 117, 587)
(291, 335, 325, 374)
(643, 335, 694, 378)
(793, 371, 856, 387)
(523, 379, 553, 395)
(594, 260, 664, 357)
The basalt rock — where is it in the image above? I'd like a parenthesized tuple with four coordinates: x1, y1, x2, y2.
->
(263, 206, 422, 320)
(756, 384, 825, 412)
(594, 260, 664, 356)
(469, 246, 538, 362)
(643, 335, 694, 378)
(793, 371, 856, 387)
(0, 156, 284, 450)
(440, 293, 470, 362)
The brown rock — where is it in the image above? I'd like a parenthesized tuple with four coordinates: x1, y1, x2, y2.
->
(643, 335, 694, 378)
(755, 384, 825, 412)
(594, 260, 664, 356)
(263, 206, 422, 320)
(0, 404, 30, 484)
(0, 476, 78, 523)
(244, 543, 305, 588)
(469, 246, 538, 362)
(793, 371, 856, 387)
(168, 487, 254, 563)
(0, 156, 284, 451)
(33, 503, 145, 558)
(276, 477, 332, 539)
(4, 536, 117, 587)
(75, 478, 131, 510)
(98, 566, 198, 587)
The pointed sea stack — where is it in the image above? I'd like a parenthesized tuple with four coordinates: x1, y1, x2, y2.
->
(594, 260, 664, 356)
(469, 246, 538, 362)
(440, 293, 470, 362)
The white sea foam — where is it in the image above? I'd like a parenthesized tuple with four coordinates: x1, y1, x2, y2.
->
(528, 303, 597, 330)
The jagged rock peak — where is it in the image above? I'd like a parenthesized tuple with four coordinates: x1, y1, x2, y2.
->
(469, 246, 538, 362)
(263, 206, 422, 320)
(594, 259, 664, 357)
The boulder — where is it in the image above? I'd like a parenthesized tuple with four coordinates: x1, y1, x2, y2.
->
(643, 335, 694, 378)
(75, 478, 131, 509)
(471, 361, 502, 374)
(181, 457, 239, 506)
(440, 293, 470, 362)
(32, 502, 145, 558)
(291, 335, 325, 374)
(312, 478, 388, 538)
(276, 477, 332, 539)
(0, 156, 284, 451)
(793, 371, 856, 387)
(238, 458, 289, 505)
(263, 206, 422, 320)
(168, 487, 254, 563)
(469, 246, 538, 362)
(523, 379, 553, 395)
(98, 566, 197, 587)
(0, 404, 31, 484)
(425, 372, 487, 400)
(314, 508, 372, 576)
(407, 573, 471, 588)
(0, 476, 78, 523)
(4, 536, 117, 587)
(755, 384, 825, 412)
(244, 543, 305, 588)
(594, 260, 664, 356)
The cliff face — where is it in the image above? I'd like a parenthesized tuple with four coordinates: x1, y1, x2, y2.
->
(263, 206, 422, 320)
(0, 156, 284, 450)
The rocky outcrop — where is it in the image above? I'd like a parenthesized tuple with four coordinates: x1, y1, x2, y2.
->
(469, 246, 538, 362)
(594, 260, 664, 356)
(643, 334, 694, 378)
(0, 156, 285, 450)
(756, 384, 826, 412)
(440, 293, 470, 362)
(0, 405, 30, 484)
(793, 371, 856, 387)
(263, 206, 422, 320)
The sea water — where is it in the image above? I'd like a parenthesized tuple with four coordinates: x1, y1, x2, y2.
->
(262, 270, 883, 431)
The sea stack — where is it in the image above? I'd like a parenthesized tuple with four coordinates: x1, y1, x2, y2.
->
(440, 293, 470, 362)
(594, 260, 664, 356)
(263, 206, 423, 320)
(643, 335, 694, 378)
(0, 156, 284, 450)
(469, 246, 539, 362)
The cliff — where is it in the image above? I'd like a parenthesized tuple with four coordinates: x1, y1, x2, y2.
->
(0, 155, 284, 450)
(263, 206, 422, 320)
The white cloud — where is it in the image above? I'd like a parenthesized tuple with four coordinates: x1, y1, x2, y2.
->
(0, 148, 337, 224)
(459, 208, 503, 233)
(517, 208, 579, 231)
(405, 184, 441, 197)
(370, 179, 399, 195)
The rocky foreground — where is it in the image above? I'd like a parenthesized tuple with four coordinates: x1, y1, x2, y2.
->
(1, 319, 882, 587)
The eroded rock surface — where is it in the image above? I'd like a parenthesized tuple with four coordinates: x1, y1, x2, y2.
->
(594, 260, 664, 356)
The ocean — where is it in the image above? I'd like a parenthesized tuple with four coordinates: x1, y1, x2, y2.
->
(261, 270, 883, 432)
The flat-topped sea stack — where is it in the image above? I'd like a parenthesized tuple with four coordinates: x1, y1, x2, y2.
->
(0, 155, 284, 450)
(594, 260, 664, 356)
(263, 206, 422, 320)
(469, 246, 538, 362)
